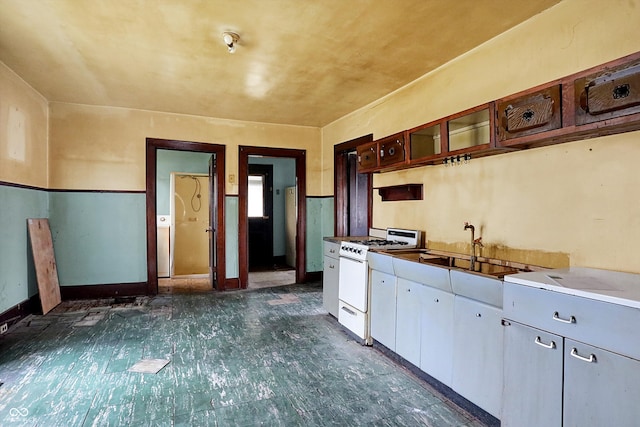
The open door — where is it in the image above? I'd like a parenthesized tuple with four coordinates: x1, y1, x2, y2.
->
(247, 163, 274, 271)
(209, 155, 218, 289)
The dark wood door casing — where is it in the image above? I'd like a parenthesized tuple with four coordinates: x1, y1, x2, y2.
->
(334, 134, 373, 237)
(145, 138, 226, 294)
(238, 146, 307, 288)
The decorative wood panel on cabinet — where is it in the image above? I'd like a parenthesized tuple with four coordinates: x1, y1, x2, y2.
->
(497, 85, 562, 141)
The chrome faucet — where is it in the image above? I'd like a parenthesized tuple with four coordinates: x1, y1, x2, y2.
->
(464, 222, 483, 271)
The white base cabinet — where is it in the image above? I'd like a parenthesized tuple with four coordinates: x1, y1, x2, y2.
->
(370, 269, 397, 351)
(564, 339, 640, 426)
(420, 286, 454, 387)
(452, 295, 503, 419)
(502, 321, 563, 427)
(503, 279, 640, 427)
(322, 241, 340, 317)
(395, 278, 422, 367)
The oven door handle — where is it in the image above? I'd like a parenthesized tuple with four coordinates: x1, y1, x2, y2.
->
(341, 306, 357, 316)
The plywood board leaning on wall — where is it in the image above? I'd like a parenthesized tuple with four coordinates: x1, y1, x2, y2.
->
(27, 218, 62, 314)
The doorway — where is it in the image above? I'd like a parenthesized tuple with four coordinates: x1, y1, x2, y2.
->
(239, 146, 306, 289)
(334, 134, 373, 236)
(170, 173, 209, 277)
(248, 164, 274, 271)
(145, 138, 226, 294)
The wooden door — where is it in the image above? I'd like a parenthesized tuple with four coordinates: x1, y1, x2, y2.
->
(248, 164, 273, 271)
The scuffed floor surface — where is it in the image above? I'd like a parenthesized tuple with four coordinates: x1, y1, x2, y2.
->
(0, 283, 487, 426)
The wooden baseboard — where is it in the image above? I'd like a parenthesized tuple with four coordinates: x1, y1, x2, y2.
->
(60, 282, 147, 300)
(0, 294, 42, 327)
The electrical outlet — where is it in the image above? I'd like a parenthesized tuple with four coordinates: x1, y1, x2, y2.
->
(0, 323, 7, 334)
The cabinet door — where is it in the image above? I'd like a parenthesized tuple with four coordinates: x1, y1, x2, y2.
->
(502, 321, 563, 427)
(564, 339, 640, 427)
(420, 287, 454, 387)
(370, 270, 397, 351)
(396, 278, 422, 367)
(379, 135, 405, 167)
(452, 296, 503, 418)
(356, 141, 378, 171)
(322, 254, 339, 317)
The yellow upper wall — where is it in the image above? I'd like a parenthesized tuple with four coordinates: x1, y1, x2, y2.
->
(49, 103, 321, 195)
(0, 62, 48, 187)
(321, 0, 640, 273)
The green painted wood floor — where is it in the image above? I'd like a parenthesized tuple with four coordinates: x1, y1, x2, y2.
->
(0, 283, 487, 426)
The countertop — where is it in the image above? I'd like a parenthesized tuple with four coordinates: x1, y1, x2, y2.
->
(505, 267, 640, 309)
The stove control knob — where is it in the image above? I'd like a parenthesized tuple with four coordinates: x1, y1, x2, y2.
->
(357, 249, 362, 255)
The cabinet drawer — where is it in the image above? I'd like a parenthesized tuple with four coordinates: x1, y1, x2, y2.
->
(575, 58, 640, 125)
(338, 300, 367, 340)
(323, 241, 340, 258)
(497, 85, 561, 141)
(504, 282, 640, 359)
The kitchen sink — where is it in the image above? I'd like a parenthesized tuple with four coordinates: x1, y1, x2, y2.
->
(380, 248, 543, 279)
(416, 250, 537, 279)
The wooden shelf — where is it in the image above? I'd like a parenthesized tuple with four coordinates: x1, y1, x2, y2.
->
(376, 184, 423, 201)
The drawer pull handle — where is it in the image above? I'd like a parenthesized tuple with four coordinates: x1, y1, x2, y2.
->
(329, 249, 336, 253)
(552, 311, 576, 324)
(329, 265, 335, 269)
(535, 336, 556, 349)
(571, 347, 597, 363)
(341, 306, 356, 316)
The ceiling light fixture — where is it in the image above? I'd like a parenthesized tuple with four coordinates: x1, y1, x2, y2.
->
(222, 32, 239, 53)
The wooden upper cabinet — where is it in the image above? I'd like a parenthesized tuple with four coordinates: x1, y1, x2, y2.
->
(575, 58, 640, 125)
(354, 51, 640, 174)
(497, 85, 562, 141)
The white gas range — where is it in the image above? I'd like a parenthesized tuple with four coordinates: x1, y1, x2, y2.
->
(337, 228, 421, 344)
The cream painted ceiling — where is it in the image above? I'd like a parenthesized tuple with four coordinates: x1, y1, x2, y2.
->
(0, 0, 561, 127)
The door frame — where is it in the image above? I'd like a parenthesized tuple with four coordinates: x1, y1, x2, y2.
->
(238, 146, 306, 288)
(334, 134, 373, 236)
(145, 138, 226, 294)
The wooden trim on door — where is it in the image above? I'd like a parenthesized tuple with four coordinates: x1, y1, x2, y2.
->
(334, 134, 373, 237)
(145, 138, 226, 294)
(238, 146, 307, 288)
